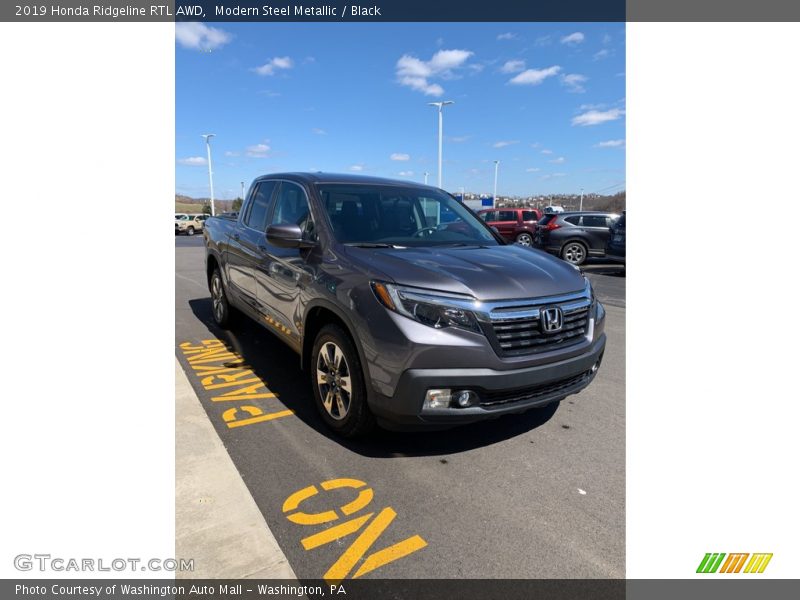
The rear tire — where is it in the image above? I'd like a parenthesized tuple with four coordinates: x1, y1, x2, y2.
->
(311, 324, 375, 438)
(209, 267, 232, 328)
(515, 232, 533, 246)
(561, 241, 588, 266)
(187, 226, 195, 236)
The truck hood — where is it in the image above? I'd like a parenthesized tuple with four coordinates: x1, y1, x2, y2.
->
(343, 244, 586, 301)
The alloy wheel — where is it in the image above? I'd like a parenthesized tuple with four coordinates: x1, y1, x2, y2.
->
(211, 275, 225, 322)
(316, 342, 352, 420)
(563, 243, 586, 264)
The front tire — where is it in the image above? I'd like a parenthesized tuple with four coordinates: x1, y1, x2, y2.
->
(311, 324, 374, 438)
(187, 226, 195, 236)
(209, 267, 232, 328)
(561, 241, 588, 266)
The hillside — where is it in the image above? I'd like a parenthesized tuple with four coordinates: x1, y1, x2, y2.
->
(175, 194, 236, 215)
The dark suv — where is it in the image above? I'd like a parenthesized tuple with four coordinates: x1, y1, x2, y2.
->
(204, 173, 606, 437)
(535, 211, 620, 266)
(477, 208, 542, 246)
(605, 210, 625, 265)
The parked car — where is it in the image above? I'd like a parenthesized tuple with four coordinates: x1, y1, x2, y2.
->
(543, 206, 565, 214)
(175, 214, 207, 236)
(477, 207, 542, 246)
(534, 211, 621, 266)
(204, 173, 606, 437)
(605, 211, 625, 265)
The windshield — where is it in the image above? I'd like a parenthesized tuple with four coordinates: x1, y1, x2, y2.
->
(317, 184, 499, 247)
(176, 215, 190, 220)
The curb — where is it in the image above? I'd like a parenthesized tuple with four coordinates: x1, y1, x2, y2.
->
(175, 358, 296, 579)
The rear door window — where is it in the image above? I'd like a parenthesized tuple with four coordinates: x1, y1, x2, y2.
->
(497, 210, 517, 221)
(582, 215, 609, 228)
(564, 216, 581, 225)
(480, 211, 497, 222)
(522, 210, 537, 222)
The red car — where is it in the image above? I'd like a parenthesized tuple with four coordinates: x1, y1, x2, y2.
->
(477, 208, 543, 246)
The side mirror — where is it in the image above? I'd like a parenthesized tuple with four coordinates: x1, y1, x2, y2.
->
(266, 224, 315, 249)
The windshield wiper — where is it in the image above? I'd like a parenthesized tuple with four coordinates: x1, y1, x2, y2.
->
(345, 242, 403, 249)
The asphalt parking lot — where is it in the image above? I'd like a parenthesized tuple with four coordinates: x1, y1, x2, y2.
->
(175, 234, 625, 579)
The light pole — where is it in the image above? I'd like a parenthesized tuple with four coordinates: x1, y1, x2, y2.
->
(424, 172, 429, 185)
(202, 134, 216, 216)
(493, 160, 500, 207)
(579, 187, 584, 211)
(240, 181, 245, 203)
(428, 101, 454, 189)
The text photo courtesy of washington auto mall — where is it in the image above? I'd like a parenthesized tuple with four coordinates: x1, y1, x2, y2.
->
(175, 20, 625, 581)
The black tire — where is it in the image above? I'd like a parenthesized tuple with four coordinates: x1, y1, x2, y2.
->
(310, 324, 375, 438)
(187, 226, 195, 236)
(209, 267, 232, 328)
(515, 232, 533, 246)
(561, 241, 588, 266)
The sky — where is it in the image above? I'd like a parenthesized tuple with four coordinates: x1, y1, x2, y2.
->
(176, 22, 625, 199)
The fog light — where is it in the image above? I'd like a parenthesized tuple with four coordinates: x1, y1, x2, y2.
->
(591, 360, 601, 374)
(455, 390, 478, 408)
(423, 389, 452, 410)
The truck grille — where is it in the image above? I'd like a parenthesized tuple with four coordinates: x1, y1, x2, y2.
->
(486, 294, 592, 357)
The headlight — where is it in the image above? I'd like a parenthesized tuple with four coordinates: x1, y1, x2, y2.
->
(371, 282, 482, 334)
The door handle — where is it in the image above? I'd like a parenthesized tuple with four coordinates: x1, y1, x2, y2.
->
(232, 233, 240, 241)
(258, 245, 268, 253)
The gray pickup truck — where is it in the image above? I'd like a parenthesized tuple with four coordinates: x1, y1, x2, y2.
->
(203, 173, 606, 437)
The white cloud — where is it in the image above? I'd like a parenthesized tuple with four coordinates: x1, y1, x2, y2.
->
(500, 60, 526, 74)
(497, 32, 517, 41)
(603, 33, 612, 44)
(525, 167, 541, 173)
(541, 172, 566, 180)
(398, 171, 414, 177)
(561, 73, 587, 93)
(178, 156, 207, 166)
(395, 49, 474, 96)
(224, 151, 239, 157)
(534, 35, 552, 47)
(593, 49, 612, 61)
(390, 153, 410, 161)
(595, 139, 625, 148)
(245, 143, 271, 157)
(349, 164, 365, 172)
(549, 157, 566, 164)
(175, 23, 231, 51)
(541, 149, 553, 155)
(450, 135, 471, 143)
(311, 128, 327, 135)
(492, 140, 519, 148)
(572, 108, 625, 126)
(509, 66, 561, 86)
(254, 56, 294, 76)
(561, 32, 585, 45)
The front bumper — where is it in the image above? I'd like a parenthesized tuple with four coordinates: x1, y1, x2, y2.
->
(369, 332, 606, 429)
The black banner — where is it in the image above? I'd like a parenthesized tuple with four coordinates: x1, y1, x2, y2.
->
(5, 0, 800, 22)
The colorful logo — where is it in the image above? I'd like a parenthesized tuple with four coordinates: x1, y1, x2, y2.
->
(697, 553, 773, 574)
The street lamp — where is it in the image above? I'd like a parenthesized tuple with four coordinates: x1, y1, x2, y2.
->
(424, 172, 430, 185)
(428, 101, 454, 189)
(202, 134, 216, 216)
(241, 181, 245, 203)
(493, 160, 500, 207)
(579, 187, 584, 211)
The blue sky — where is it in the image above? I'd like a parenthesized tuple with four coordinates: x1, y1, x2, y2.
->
(176, 23, 625, 199)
